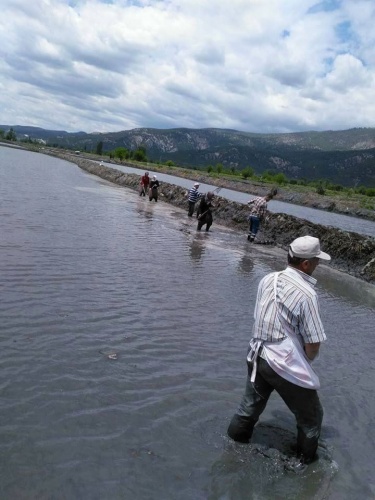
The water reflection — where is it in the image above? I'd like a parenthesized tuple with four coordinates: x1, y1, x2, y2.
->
(135, 199, 155, 221)
(188, 234, 206, 262)
(237, 254, 255, 275)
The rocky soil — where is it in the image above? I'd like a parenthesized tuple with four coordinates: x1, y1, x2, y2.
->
(108, 157, 375, 222)
(51, 153, 374, 284)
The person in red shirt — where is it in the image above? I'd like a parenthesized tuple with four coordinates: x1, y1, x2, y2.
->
(139, 172, 150, 196)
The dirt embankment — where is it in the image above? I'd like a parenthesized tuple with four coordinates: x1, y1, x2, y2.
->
(57, 155, 374, 284)
(108, 157, 375, 222)
(40, 147, 375, 221)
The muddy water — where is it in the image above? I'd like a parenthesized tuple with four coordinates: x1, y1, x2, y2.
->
(0, 146, 374, 499)
(100, 161, 375, 238)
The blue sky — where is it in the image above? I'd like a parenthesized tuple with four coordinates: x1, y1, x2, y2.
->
(0, 0, 374, 134)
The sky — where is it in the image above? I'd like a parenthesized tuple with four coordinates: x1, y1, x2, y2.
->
(1, 0, 375, 134)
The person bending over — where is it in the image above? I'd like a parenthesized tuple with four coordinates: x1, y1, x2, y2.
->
(196, 192, 214, 231)
(247, 190, 276, 242)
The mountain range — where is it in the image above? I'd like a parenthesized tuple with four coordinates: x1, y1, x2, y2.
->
(2, 125, 375, 187)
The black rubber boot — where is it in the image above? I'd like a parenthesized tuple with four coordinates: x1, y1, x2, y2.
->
(227, 414, 256, 443)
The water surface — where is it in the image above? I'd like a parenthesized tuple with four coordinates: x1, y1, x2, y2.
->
(0, 146, 374, 499)
(97, 160, 375, 237)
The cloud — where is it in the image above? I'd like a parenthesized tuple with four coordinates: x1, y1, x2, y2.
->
(0, 0, 374, 133)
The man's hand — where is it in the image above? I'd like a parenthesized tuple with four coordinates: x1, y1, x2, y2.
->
(304, 342, 320, 360)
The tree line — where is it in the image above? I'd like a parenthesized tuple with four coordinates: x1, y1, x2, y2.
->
(2, 130, 374, 198)
(203, 163, 375, 198)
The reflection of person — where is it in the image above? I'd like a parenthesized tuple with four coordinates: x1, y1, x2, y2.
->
(227, 236, 331, 465)
(149, 175, 160, 202)
(187, 182, 202, 217)
(196, 192, 214, 231)
(237, 255, 254, 275)
(247, 191, 275, 242)
(189, 235, 206, 261)
(139, 171, 150, 196)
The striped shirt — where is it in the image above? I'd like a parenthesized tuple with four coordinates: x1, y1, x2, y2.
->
(252, 266, 327, 345)
(188, 187, 202, 203)
(248, 196, 268, 218)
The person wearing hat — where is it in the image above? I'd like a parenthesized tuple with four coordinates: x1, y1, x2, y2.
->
(227, 236, 331, 466)
(246, 190, 276, 242)
(196, 192, 215, 231)
(149, 175, 160, 202)
(187, 182, 203, 217)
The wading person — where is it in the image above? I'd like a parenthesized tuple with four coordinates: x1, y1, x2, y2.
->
(139, 171, 150, 196)
(149, 175, 160, 202)
(247, 190, 276, 242)
(197, 192, 214, 231)
(187, 182, 202, 217)
(227, 235, 331, 465)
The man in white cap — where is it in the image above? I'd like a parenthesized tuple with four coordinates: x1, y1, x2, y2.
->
(187, 182, 202, 217)
(227, 235, 331, 466)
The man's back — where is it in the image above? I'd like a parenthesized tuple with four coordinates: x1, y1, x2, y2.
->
(252, 267, 326, 345)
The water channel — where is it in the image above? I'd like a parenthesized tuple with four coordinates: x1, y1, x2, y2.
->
(97, 160, 375, 238)
(0, 146, 374, 499)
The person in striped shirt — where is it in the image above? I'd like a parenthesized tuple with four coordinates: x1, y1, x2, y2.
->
(187, 182, 202, 217)
(247, 191, 275, 242)
(227, 235, 331, 466)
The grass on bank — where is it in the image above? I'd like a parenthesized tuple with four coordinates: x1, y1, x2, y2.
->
(19, 141, 375, 213)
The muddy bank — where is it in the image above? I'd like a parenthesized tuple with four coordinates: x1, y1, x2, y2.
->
(139, 165, 375, 222)
(95, 156, 375, 223)
(32, 145, 374, 221)
(63, 157, 374, 284)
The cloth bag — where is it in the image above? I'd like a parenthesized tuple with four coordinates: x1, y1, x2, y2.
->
(248, 272, 320, 390)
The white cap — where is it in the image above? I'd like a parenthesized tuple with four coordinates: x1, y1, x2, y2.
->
(289, 236, 331, 261)
(153, 175, 157, 179)
(194, 182, 200, 187)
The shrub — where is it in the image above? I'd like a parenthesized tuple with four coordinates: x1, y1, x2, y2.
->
(331, 184, 344, 192)
(274, 173, 287, 185)
(241, 167, 254, 179)
(316, 182, 325, 195)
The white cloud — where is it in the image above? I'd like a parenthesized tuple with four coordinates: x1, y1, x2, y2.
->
(0, 0, 374, 133)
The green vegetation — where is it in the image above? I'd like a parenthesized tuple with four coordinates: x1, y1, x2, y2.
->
(7, 136, 375, 214)
(96, 141, 103, 155)
(202, 163, 375, 200)
(4, 125, 375, 187)
(5, 128, 17, 141)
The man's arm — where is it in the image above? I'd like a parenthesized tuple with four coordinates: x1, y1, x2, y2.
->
(304, 342, 320, 360)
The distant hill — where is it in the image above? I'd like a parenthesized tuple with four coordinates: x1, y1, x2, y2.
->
(1, 125, 375, 186)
